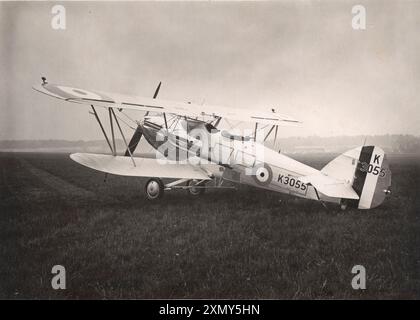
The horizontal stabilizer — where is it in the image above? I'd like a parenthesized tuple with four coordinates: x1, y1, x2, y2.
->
(70, 153, 212, 180)
(300, 174, 359, 199)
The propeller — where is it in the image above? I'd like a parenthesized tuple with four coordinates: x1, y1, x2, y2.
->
(124, 126, 143, 156)
(153, 81, 162, 99)
(144, 81, 161, 117)
(124, 81, 161, 156)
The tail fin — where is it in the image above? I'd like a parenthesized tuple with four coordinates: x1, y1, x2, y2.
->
(321, 146, 391, 209)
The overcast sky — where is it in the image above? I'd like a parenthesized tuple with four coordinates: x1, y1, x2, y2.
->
(1, 1, 419, 140)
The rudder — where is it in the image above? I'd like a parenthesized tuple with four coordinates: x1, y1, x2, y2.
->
(321, 146, 391, 209)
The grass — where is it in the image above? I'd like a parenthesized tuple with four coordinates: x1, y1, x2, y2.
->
(0, 152, 419, 299)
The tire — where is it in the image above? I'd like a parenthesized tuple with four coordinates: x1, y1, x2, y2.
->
(145, 178, 164, 201)
(187, 179, 205, 196)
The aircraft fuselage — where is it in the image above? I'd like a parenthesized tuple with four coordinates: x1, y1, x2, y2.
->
(140, 118, 338, 204)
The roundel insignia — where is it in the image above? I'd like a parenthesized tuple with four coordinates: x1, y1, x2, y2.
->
(42, 84, 115, 102)
(256, 166, 270, 183)
(252, 163, 273, 187)
(58, 86, 103, 100)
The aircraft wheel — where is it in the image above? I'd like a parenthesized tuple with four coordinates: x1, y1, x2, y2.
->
(187, 180, 205, 196)
(145, 178, 164, 201)
(340, 200, 348, 211)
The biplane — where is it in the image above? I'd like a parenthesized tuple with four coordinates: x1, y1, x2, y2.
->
(33, 77, 391, 209)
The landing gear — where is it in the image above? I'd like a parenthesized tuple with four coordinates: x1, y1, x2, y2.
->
(340, 200, 348, 211)
(187, 179, 206, 196)
(145, 178, 164, 200)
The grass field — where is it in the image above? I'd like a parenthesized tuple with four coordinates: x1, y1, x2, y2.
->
(0, 152, 419, 299)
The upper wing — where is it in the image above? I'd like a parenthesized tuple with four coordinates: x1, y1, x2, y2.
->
(70, 153, 212, 180)
(33, 83, 300, 126)
(299, 174, 359, 199)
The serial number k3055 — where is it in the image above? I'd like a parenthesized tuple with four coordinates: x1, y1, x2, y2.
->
(277, 174, 307, 193)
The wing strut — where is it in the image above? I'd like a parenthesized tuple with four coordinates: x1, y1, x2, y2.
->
(90, 105, 113, 154)
(163, 113, 168, 130)
(110, 108, 136, 167)
(274, 125, 278, 144)
(108, 108, 117, 156)
(264, 125, 275, 142)
(254, 123, 258, 141)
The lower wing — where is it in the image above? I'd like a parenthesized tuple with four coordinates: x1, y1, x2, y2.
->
(70, 153, 213, 180)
